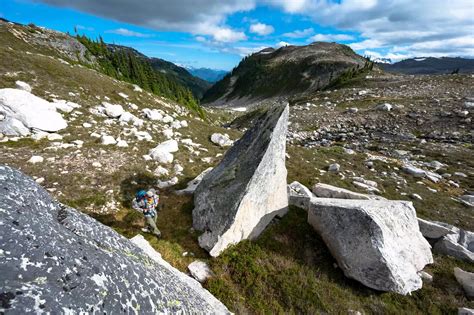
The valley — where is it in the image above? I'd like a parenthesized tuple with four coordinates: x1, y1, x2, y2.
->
(0, 18, 473, 314)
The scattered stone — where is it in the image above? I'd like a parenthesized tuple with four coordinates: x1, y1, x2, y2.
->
(157, 177, 179, 189)
(101, 135, 117, 145)
(53, 100, 81, 113)
(193, 105, 289, 257)
(92, 162, 102, 168)
(459, 308, 474, 315)
(433, 226, 474, 263)
(0, 166, 230, 314)
(0, 88, 67, 135)
(210, 133, 233, 147)
(411, 193, 423, 201)
(454, 268, 474, 298)
(116, 139, 129, 147)
(308, 198, 433, 294)
(27, 155, 44, 164)
(188, 261, 213, 283)
(82, 122, 92, 128)
(417, 218, 456, 239)
(103, 102, 124, 118)
(347, 107, 358, 113)
(154, 166, 169, 177)
(143, 108, 163, 121)
(288, 181, 314, 210)
(15, 80, 32, 92)
(376, 103, 393, 111)
(418, 271, 433, 283)
(35, 177, 45, 184)
(328, 163, 340, 172)
(313, 183, 383, 200)
(149, 140, 179, 164)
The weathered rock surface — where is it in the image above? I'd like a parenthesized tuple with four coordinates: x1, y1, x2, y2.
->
(176, 167, 213, 195)
(193, 104, 289, 257)
(433, 226, 474, 263)
(312, 183, 384, 200)
(454, 267, 474, 298)
(288, 181, 314, 210)
(417, 218, 456, 239)
(188, 261, 213, 283)
(0, 165, 229, 314)
(210, 133, 233, 147)
(308, 198, 433, 294)
(0, 88, 67, 135)
(149, 140, 179, 164)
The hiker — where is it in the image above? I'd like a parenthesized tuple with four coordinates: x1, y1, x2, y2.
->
(132, 189, 161, 238)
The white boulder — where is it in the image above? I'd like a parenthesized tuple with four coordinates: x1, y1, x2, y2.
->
(28, 156, 44, 164)
(313, 183, 383, 200)
(288, 181, 314, 210)
(101, 135, 117, 145)
(149, 140, 179, 164)
(454, 267, 474, 298)
(210, 133, 233, 147)
(188, 261, 213, 283)
(0, 88, 67, 135)
(376, 103, 393, 111)
(308, 198, 433, 294)
(15, 81, 32, 92)
(143, 108, 163, 121)
(103, 102, 124, 118)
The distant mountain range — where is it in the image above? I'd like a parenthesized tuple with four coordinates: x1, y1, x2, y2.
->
(186, 67, 228, 83)
(202, 42, 369, 107)
(380, 57, 474, 74)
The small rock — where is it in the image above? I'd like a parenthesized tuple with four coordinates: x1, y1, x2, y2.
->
(187, 261, 213, 283)
(328, 163, 340, 172)
(454, 267, 474, 298)
(418, 271, 433, 283)
(411, 193, 423, 201)
(210, 133, 233, 147)
(376, 103, 392, 111)
(15, 80, 32, 92)
(28, 156, 44, 164)
(101, 135, 117, 145)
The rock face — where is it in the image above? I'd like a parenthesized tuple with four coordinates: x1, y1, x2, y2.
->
(288, 181, 314, 210)
(0, 165, 229, 314)
(454, 267, 474, 298)
(312, 183, 383, 200)
(308, 198, 433, 294)
(193, 104, 289, 257)
(0, 88, 67, 135)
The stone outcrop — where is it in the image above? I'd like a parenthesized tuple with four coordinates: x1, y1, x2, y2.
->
(433, 226, 474, 263)
(0, 88, 67, 136)
(454, 267, 474, 298)
(288, 181, 314, 210)
(0, 165, 229, 314)
(312, 183, 384, 200)
(308, 198, 433, 294)
(193, 104, 289, 257)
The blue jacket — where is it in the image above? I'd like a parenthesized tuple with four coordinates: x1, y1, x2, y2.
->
(132, 196, 159, 217)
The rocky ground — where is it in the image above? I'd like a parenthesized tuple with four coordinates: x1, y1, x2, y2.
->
(1, 19, 473, 314)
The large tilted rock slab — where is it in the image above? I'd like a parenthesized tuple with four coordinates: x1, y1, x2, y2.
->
(193, 104, 289, 257)
(0, 165, 229, 314)
(308, 198, 433, 294)
(0, 88, 67, 135)
(312, 183, 384, 200)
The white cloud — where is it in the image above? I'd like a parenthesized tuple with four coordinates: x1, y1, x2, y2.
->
(276, 41, 290, 48)
(75, 24, 94, 31)
(41, 0, 255, 43)
(282, 28, 314, 38)
(310, 33, 355, 42)
(270, 0, 474, 58)
(212, 27, 247, 42)
(249, 22, 274, 36)
(105, 28, 151, 38)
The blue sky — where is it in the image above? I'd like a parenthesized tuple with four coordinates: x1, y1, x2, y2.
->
(2, 0, 473, 70)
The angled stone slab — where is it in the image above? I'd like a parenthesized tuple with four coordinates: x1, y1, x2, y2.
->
(0, 165, 229, 314)
(308, 197, 433, 295)
(193, 104, 289, 257)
